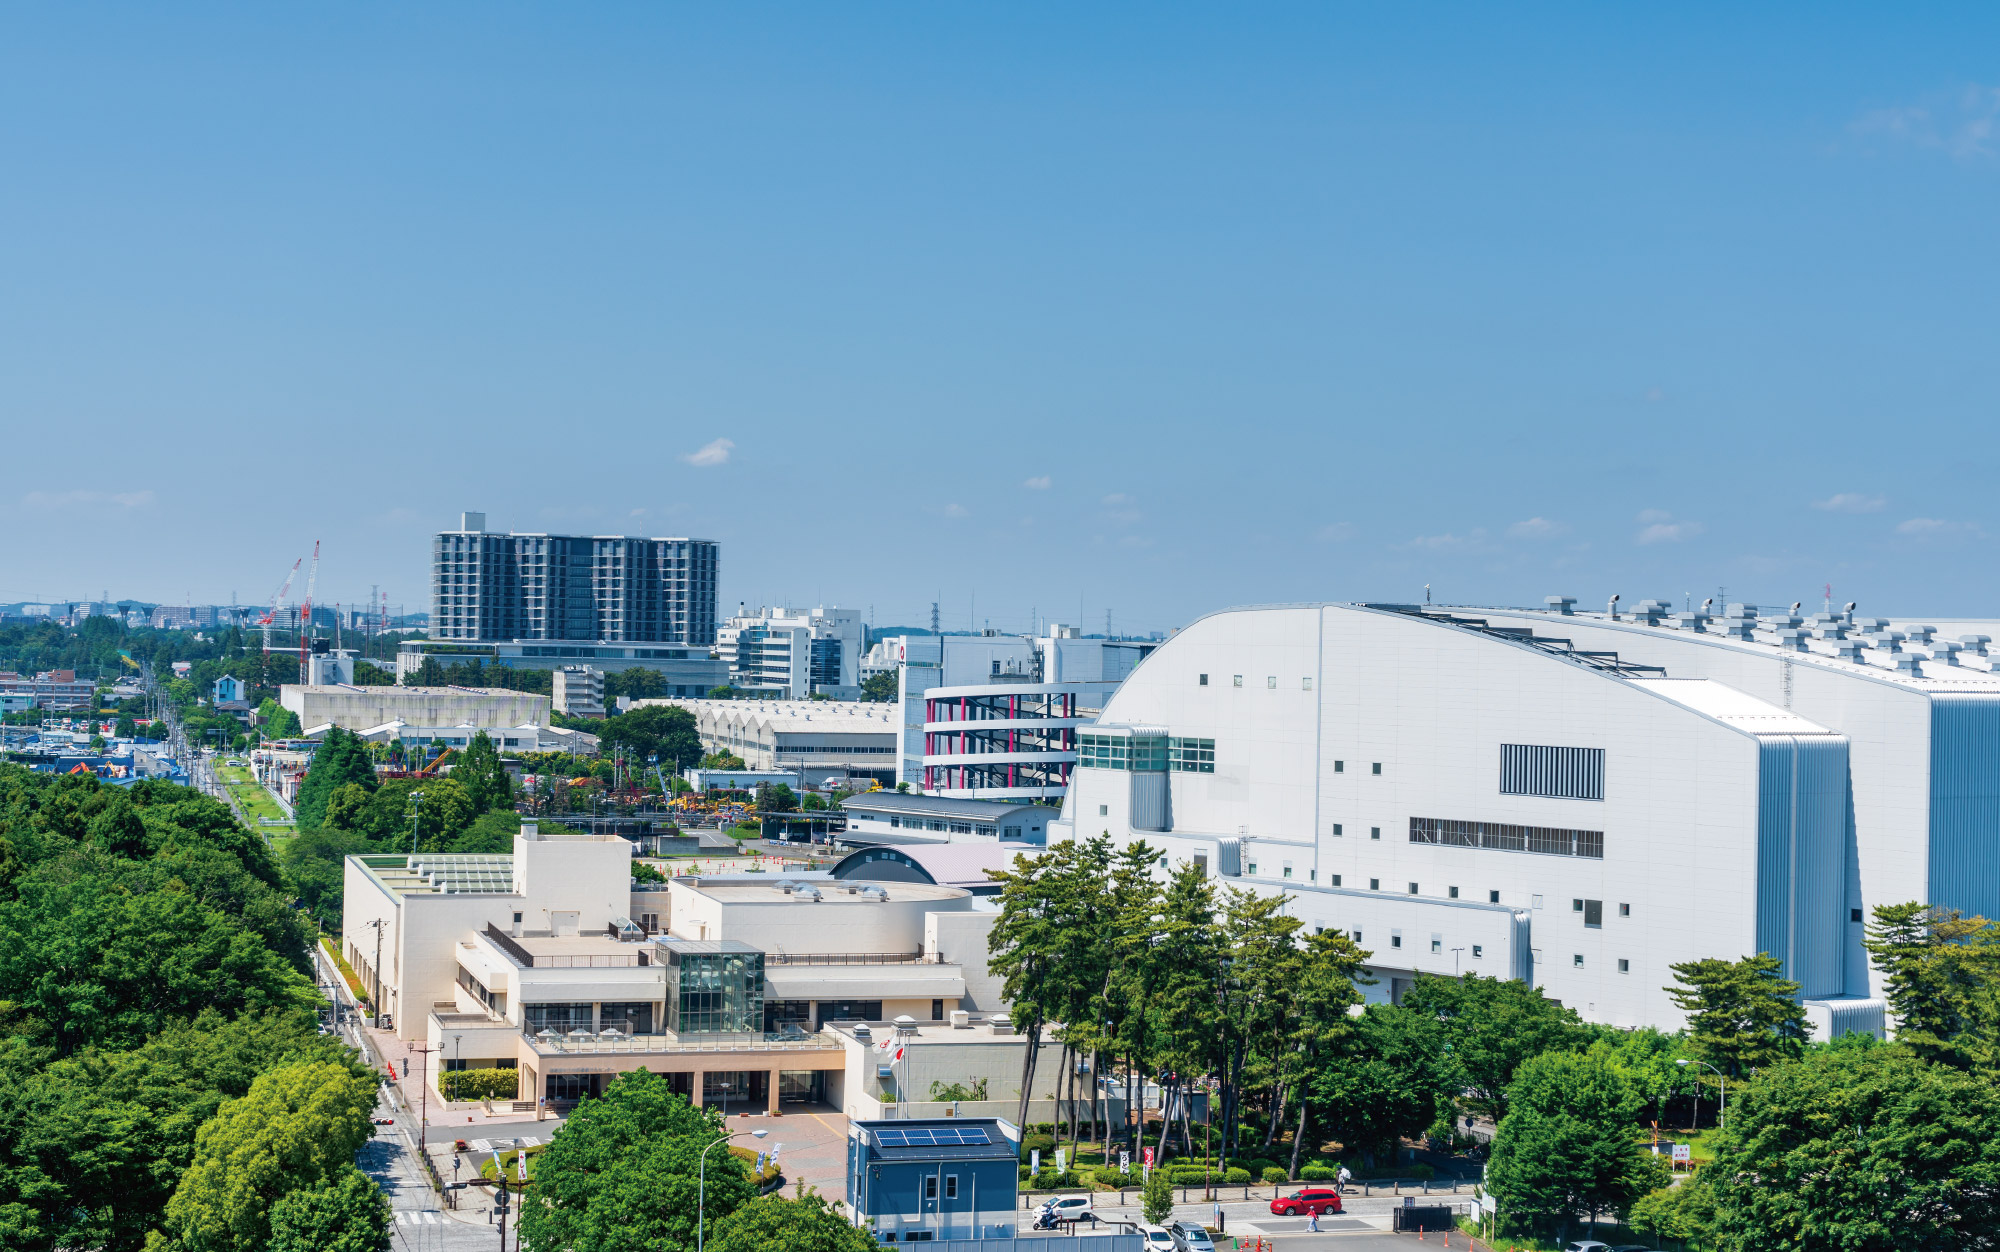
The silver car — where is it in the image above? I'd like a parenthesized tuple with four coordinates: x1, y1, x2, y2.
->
(1168, 1221, 1217, 1252)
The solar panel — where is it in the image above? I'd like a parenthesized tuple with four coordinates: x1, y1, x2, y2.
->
(874, 1126, 990, 1147)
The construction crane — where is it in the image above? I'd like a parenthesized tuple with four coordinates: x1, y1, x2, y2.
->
(258, 556, 303, 654)
(297, 541, 321, 673)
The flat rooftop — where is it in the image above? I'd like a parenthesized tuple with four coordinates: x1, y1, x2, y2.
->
(359, 853, 516, 897)
(680, 878, 969, 904)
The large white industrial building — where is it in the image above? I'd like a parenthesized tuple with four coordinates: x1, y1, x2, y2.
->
(1056, 599, 2000, 1036)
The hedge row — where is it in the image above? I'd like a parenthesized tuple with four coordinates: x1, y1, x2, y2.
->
(442, 1068, 520, 1101)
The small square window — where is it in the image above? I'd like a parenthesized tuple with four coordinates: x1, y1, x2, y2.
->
(1408, 882, 1419, 895)
(1267, 676, 1277, 689)
(1233, 675, 1243, 687)
(1371, 762, 1382, 775)
(1199, 674, 1209, 686)
(1573, 953, 1585, 968)
(925, 1177, 938, 1199)
(1308, 869, 1316, 882)
(1532, 894, 1544, 909)
(1430, 938, 1442, 954)
(1370, 826, 1381, 840)
(1620, 903, 1631, 917)
(1471, 944, 1483, 958)
(1369, 878, 1380, 891)
(1332, 823, 1343, 837)
(1099, 805, 1108, 816)
(1618, 959, 1630, 973)
(1282, 865, 1293, 879)
(1851, 908, 1863, 923)
(1391, 934, 1403, 949)
(1330, 874, 1342, 887)
(1247, 862, 1258, 876)
(1489, 890, 1500, 904)
(1573, 899, 1584, 912)
(1448, 886, 1460, 899)
(1334, 760, 1344, 772)
(945, 1175, 958, 1199)
(1352, 929, 1363, 943)
(1303, 677, 1312, 690)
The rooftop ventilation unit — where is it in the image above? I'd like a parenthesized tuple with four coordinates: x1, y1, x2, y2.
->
(1544, 596, 1576, 615)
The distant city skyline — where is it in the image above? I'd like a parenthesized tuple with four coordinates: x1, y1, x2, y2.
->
(5, 7, 1999, 627)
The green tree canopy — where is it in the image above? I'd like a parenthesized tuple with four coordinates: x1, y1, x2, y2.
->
(705, 1191, 875, 1252)
(1484, 1048, 1667, 1242)
(860, 670, 899, 702)
(700, 750, 746, 770)
(453, 730, 513, 814)
(1704, 1038, 2000, 1251)
(1665, 953, 1807, 1079)
(293, 728, 377, 829)
(1862, 901, 2000, 1069)
(266, 1164, 391, 1252)
(1307, 1002, 1460, 1163)
(1401, 972, 1589, 1120)
(599, 705, 703, 770)
(518, 1069, 752, 1252)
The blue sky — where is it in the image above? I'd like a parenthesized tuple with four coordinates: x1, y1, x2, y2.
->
(4, 5, 1997, 631)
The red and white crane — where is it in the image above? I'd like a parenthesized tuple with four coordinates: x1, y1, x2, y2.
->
(297, 541, 321, 672)
(258, 556, 303, 654)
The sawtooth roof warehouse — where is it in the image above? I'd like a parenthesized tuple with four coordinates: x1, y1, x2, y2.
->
(1056, 599, 2000, 1037)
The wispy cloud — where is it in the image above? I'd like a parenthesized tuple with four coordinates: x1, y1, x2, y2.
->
(943, 503, 970, 519)
(1635, 509, 1702, 544)
(22, 489, 155, 510)
(1814, 493, 1886, 514)
(1896, 517, 1982, 539)
(681, 437, 735, 467)
(1507, 517, 1565, 540)
(1852, 85, 2000, 160)
(1400, 528, 1494, 553)
(1316, 522, 1356, 543)
(1022, 475, 1051, 490)
(1101, 493, 1143, 525)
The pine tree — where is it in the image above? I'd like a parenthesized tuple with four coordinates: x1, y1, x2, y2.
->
(1665, 953, 1807, 1079)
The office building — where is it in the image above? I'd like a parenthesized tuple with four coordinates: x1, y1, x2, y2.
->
(840, 793, 1053, 849)
(552, 666, 605, 719)
(629, 698, 899, 788)
(1051, 599, 1995, 1037)
(717, 605, 865, 699)
(431, 511, 719, 646)
(395, 636, 728, 693)
(281, 684, 549, 733)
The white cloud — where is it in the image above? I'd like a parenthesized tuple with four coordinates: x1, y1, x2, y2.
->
(1895, 517, 1982, 538)
(681, 437, 735, 467)
(1117, 535, 1154, 549)
(1852, 85, 2000, 160)
(1023, 475, 1051, 490)
(1102, 493, 1133, 506)
(1100, 494, 1142, 525)
(1637, 521, 1704, 545)
(1316, 522, 1356, 543)
(22, 489, 155, 509)
(1813, 493, 1886, 514)
(1507, 517, 1565, 540)
(1401, 528, 1494, 553)
(1635, 508, 1673, 525)
(944, 503, 970, 519)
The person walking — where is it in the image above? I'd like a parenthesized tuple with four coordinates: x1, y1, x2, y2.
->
(1308, 1209, 1321, 1233)
(1337, 1164, 1352, 1194)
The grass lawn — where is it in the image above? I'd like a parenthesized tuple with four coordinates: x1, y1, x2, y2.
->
(215, 762, 290, 828)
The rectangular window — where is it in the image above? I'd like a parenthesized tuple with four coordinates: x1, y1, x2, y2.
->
(1334, 760, 1344, 772)
(1247, 862, 1258, 876)
(1330, 874, 1342, 887)
(1168, 737, 1216, 772)
(1619, 903, 1631, 918)
(1581, 899, 1603, 928)
(925, 1177, 938, 1200)
(1303, 677, 1313, 690)
(1371, 762, 1382, 775)
(1199, 674, 1209, 686)
(1391, 932, 1403, 948)
(1489, 890, 1500, 903)
(1851, 908, 1863, 923)
(1573, 953, 1585, 967)
(1352, 929, 1363, 943)
(1267, 675, 1276, 688)
(945, 1175, 958, 1199)
(1409, 816, 1605, 860)
(1499, 744, 1605, 801)
(1471, 944, 1483, 958)
(1099, 805, 1108, 816)
(1408, 882, 1419, 895)
(1193, 854, 1208, 875)
(1332, 823, 1343, 836)
(1618, 959, 1630, 973)
(1233, 675, 1243, 687)
(1430, 937, 1442, 954)
(1371, 826, 1381, 840)
(1282, 864, 1293, 879)
(1448, 886, 1460, 899)
(1369, 878, 1380, 891)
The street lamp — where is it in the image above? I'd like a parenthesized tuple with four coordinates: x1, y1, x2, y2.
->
(1677, 1057, 1727, 1130)
(699, 1128, 767, 1252)
(409, 789, 425, 854)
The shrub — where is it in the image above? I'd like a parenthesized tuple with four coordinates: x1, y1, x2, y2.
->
(1224, 1167, 1253, 1184)
(1262, 1166, 1290, 1184)
(1021, 1133, 1055, 1156)
(441, 1068, 519, 1101)
(1299, 1164, 1337, 1182)
(1094, 1167, 1142, 1189)
(1169, 1166, 1209, 1185)
(1030, 1169, 1079, 1190)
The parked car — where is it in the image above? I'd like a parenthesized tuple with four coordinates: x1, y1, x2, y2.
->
(1563, 1243, 1614, 1252)
(1138, 1225, 1178, 1250)
(1269, 1187, 1344, 1216)
(1167, 1222, 1216, 1252)
(1033, 1195, 1094, 1227)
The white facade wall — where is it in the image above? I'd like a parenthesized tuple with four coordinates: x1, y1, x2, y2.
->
(663, 878, 974, 953)
(1061, 605, 1845, 1031)
(285, 685, 550, 731)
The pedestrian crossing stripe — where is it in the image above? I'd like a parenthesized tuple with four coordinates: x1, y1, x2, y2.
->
(469, 1139, 491, 1152)
(394, 1212, 443, 1225)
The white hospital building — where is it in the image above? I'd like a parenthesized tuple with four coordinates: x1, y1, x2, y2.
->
(1057, 599, 2000, 1036)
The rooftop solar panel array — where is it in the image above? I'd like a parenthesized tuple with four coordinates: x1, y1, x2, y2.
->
(400, 855, 516, 894)
(873, 1126, 991, 1147)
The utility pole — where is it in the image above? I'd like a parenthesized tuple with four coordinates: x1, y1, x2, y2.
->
(413, 1042, 438, 1161)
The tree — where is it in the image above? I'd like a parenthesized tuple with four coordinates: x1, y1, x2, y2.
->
(705, 1191, 876, 1252)
(408, 776, 476, 852)
(1630, 1171, 1716, 1248)
(256, 699, 302, 740)
(1665, 953, 1807, 1079)
(632, 860, 666, 884)
(755, 782, 798, 813)
(1862, 901, 2000, 1069)
(1704, 1038, 2000, 1251)
(1142, 1168, 1174, 1225)
(160, 1059, 381, 1251)
(860, 671, 899, 703)
(707, 685, 739, 699)
(266, 1165, 391, 1252)
(1484, 1049, 1667, 1243)
(517, 1069, 753, 1252)
(1282, 927, 1371, 1176)
(701, 750, 746, 770)
(293, 728, 377, 829)
(599, 705, 703, 770)
(1401, 973, 1588, 1119)
(116, 715, 138, 738)
(1308, 1003, 1459, 1166)
(453, 730, 513, 813)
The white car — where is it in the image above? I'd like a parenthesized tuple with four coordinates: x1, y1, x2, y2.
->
(1139, 1226, 1177, 1250)
(1035, 1195, 1094, 1225)
(1563, 1243, 1614, 1252)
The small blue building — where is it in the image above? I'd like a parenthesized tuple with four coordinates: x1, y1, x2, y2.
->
(846, 1118, 1139, 1248)
(213, 675, 248, 708)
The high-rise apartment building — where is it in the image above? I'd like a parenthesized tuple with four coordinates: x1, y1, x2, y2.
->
(432, 512, 719, 645)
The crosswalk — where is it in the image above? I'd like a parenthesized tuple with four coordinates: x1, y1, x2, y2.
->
(464, 1135, 542, 1153)
(394, 1211, 447, 1226)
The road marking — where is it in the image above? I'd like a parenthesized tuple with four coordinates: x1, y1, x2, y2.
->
(469, 1139, 491, 1152)
(519, 1135, 541, 1147)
